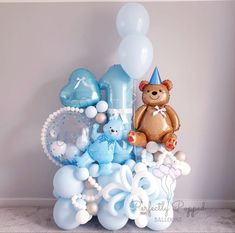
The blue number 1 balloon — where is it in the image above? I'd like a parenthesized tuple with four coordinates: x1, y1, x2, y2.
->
(99, 64, 133, 136)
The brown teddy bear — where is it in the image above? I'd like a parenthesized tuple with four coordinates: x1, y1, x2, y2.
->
(128, 68, 180, 151)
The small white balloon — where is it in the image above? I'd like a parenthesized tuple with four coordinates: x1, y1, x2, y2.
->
(96, 101, 108, 113)
(175, 151, 186, 161)
(135, 214, 148, 228)
(50, 141, 67, 157)
(76, 210, 91, 225)
(180, 162, 191, 175)
(85, 106, 97, 118)
(146, 141, 159, 154)
(64, 144, 79, 160)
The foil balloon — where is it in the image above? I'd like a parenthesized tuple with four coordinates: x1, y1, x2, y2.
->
(99, 64, 133, 136)
(60, 68, 101, 108)
(128, 67, 180, 151)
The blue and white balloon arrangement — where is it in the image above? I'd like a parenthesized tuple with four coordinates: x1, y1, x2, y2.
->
(41, 3, 191, 231)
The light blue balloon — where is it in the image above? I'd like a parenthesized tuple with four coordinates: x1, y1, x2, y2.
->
(75, 167, 89, 181)
(60, 68, 101, 108)
(116, 3, 150, 38)
(97, 164, 121, 187)
(100, 64, 133, 135)
(97, 200, 128, 230)
(118, 35, 153, 79)
(147, 199, 174, 231)
(53, 165, 84, 198)
(53, 198, 79, 230)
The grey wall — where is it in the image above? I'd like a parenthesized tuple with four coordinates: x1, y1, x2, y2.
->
(0, 1, 235, 201)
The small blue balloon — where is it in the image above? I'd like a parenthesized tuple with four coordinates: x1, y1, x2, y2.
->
(97, 200, 128, 230)
(60, 68, 101, 108)
(75, 167, 89, 181)
(116, 3, 150, 38)
(53, 198, 79, 230)
(53, 165, 84, 198)
(118, 35, 153, 79)
(147, 199, 174, 231)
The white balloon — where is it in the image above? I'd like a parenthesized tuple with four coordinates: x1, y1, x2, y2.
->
(75, 210, 91, 225)
(118, 35, 153, 79)
(64, 144, 79, 160)
(50, 141, 67, 157)
(135, 214, 148, 228)
(146, 141, 159, 153)
(116, 3, 150, 38)
(85, 106, 97, 118)
(96, 101, 108, 113)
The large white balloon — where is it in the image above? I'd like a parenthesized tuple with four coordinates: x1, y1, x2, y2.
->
(118, 35, 153, 79)
(116, 3, 150, 38)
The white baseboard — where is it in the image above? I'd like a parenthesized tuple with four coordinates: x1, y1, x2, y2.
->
(0, 198, 235, 208)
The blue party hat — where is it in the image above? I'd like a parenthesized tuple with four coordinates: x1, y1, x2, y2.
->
(149, 67, 162, 84)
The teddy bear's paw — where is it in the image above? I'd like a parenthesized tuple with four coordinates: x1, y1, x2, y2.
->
(165, 137, 177, 151)
(127, 131, 137, 144)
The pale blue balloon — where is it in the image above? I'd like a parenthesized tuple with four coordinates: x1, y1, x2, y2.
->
(60, 68, 101, 108)
(100, 64, 133, 135)
(53, 198, 79, 230)
(147, 199, 174, 231)
(53, 165, 84, 198)
(118, 35, 153, 79)
(75, 167, 89, 181)
(116, 3, 150, 38)
(97, 200, 128, 230)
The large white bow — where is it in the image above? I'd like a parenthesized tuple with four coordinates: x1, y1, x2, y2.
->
(74, 77, 88, 89)
(102, 165, 156, 220)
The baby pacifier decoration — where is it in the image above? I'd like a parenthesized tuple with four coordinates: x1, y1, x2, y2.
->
(41, 2, 191, 231)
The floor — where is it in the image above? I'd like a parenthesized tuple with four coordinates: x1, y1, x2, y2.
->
(0, 208, 234, 232)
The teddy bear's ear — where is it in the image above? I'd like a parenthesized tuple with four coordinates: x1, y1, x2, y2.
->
(162, 80, 173, 90)
(139, 80, 149, 91)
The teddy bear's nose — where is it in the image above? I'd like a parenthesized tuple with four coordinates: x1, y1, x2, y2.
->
(111, 129, 115, 133)
(152, 91, 158, 95)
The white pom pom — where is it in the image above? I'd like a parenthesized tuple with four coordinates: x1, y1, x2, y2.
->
(96, 100, 108, 113)
(76, 210, 91, 225)
(50, 141, 67, 157)
(146, 141, 159, 153)
(85, 106, 97, 118)
(135, 214, 148, 228)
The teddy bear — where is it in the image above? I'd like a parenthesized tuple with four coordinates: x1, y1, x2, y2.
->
(76, 117, 133, 176)
(128, 68, 180, 151)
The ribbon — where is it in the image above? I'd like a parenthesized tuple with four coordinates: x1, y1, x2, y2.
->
(153, 106, 166, 117)
(108, 108, 132, 124)
(74, 77, 88, 89)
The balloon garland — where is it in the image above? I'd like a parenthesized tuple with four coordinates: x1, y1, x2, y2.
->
(41, 3, 191, 231)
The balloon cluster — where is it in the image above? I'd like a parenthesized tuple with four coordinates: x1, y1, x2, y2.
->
(40, 3, 191, 232)
(117, 3, 153, 79)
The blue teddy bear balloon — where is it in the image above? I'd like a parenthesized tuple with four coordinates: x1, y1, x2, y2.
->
(76, 118, 133, 176)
